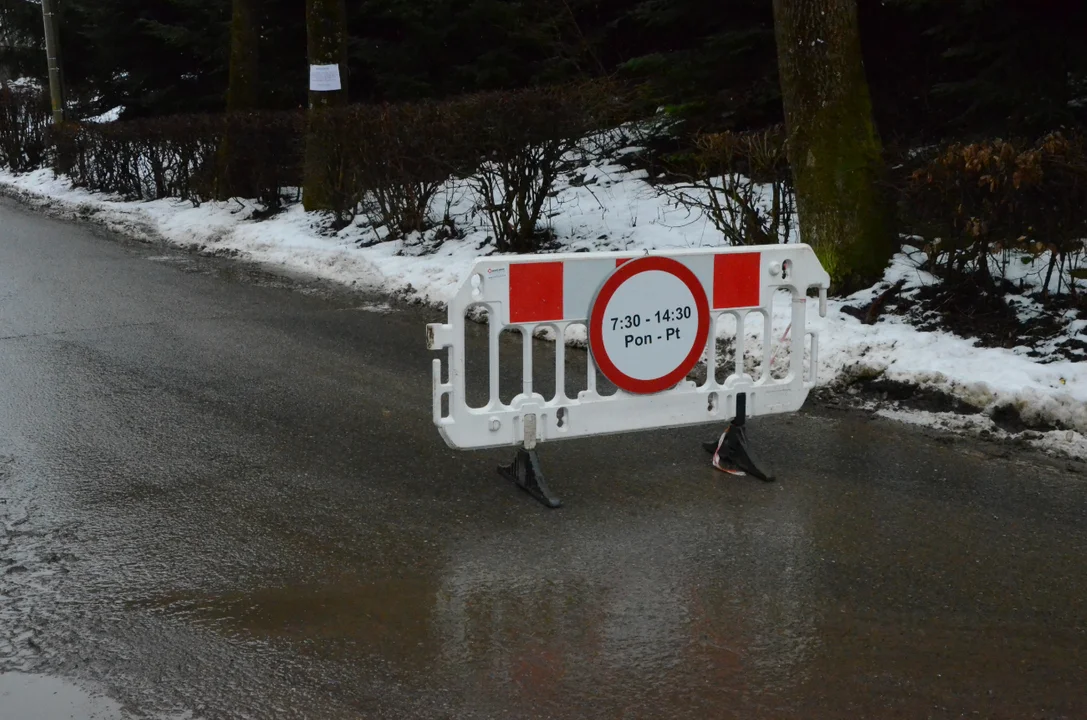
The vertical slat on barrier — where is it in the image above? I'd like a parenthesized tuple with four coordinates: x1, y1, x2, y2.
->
(554, 323, 566, 400)
(522, 325, 534, 397)
(586, 351, 598, 395)
(444, 344, 454, 420)
(488, 306, 501, 406)
(810, 332, 819, 384)
(762, 310, 773, 381)
(455, 309, 468, 409)
(734, 310, 747, 379)
(704, 311, 719, 387)
(790, 295, 806, 379)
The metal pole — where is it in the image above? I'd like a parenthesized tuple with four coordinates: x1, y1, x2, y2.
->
(40, 0, 66, 123)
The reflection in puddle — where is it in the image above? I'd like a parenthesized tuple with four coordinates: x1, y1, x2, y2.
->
(131, 501, 818, 716)
(135, 573, 440, 667)
(431, 507, 816, 716)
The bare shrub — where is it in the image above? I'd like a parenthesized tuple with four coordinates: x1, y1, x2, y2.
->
(0, 88, 51, 172)
(659, 126, 795, 246)
(454, 80, 636, 252)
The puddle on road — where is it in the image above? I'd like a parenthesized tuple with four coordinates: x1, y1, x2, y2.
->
(0, 672, 126, 720)
(132, 574, 438, 665)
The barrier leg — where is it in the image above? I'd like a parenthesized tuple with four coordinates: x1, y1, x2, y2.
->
(703, 394, 776, 482)
(498, 414, 562, 508)
(498, 448, 562, 508)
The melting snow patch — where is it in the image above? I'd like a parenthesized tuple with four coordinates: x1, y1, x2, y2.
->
(0, 673, 127, 719)
(350, 302, 392, 313)
(877, 406, 1087, 462)
(86, 106, 124, 123)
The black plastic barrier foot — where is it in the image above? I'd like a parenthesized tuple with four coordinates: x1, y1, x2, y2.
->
(498, 448, 562, 508)
(704, 394, 776, 482)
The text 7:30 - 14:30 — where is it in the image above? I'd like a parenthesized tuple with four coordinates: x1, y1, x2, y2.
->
(609, 306, 692, 331)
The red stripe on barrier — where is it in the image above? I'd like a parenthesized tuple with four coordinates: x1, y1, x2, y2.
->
(616, 258, 629, 267)
(713, 253, 761, 309)
(510, 262, 564, 323)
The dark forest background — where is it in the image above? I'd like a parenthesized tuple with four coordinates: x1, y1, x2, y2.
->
(1, 0, 1084, 142)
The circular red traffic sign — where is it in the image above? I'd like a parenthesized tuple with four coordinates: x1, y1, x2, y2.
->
(589, 256, 711, 395)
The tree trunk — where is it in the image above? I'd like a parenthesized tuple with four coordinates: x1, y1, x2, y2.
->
(771, 0, 894, 292)
(218, 0, 260, 200)
(226, 0, 260, 112)
(302, 0, 349, 212)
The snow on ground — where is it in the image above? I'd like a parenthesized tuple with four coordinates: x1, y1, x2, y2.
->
(85, 105, 124, 123)
(1, 156, 1084, 461)
(3, 77, 43, 91)
(876, 405, 1087, 458)
(819, 249, 1087, 431)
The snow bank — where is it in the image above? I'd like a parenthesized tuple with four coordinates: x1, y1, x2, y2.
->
(1, 159, 1084, 460)
(815, 251, 1087, 434)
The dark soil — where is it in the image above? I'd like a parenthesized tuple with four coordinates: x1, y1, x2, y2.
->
(812, 377, 1066, 436)
(840, 270, 1086, 363)
(851, 377, 985, 416)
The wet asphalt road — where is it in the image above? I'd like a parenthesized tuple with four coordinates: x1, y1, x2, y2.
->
(0, 197, 1085, 720)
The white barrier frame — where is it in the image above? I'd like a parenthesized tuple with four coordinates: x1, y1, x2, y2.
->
(427, 245, 830, 452)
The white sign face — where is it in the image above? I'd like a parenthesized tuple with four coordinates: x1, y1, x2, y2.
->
(598, 269, 702, 382)
(309, 64, 342, 92)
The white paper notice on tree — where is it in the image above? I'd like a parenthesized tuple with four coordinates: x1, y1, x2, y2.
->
(309, 64, 342, 92)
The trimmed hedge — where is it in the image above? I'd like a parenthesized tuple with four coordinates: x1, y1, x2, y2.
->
(43, 79, 635, 250)
(0, 88, 51, 173)
(53, 112, 303, 207)
(902, 132, 1087, 297)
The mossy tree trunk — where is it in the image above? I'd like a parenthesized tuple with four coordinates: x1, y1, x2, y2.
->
(218, 0, 260, 200)
(227, 0, 260, 112)
(771, 0, 894, 292)
(302, 0, 348, 212)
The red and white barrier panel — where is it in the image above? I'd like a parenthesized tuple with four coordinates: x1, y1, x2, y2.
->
(427, 246, 830, 451)
(500, 252, 763, 325)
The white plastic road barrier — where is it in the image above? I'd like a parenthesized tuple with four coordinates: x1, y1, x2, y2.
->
(427, 246, 831, 506)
